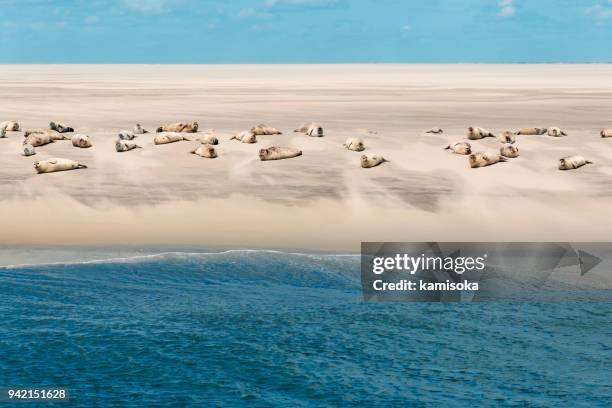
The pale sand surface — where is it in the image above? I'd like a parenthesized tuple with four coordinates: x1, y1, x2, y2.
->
(1, 64, 612, 254)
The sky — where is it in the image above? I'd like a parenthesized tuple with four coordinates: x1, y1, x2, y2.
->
(1, 0, 612, 63)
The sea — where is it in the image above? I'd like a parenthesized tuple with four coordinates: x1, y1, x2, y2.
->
(0, 250, 610, 407)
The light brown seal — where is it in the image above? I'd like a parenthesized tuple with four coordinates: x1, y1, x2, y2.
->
(468, 152, 507, 168)
(0, 120, 19, 131)
(498, 130, 516, 144)
(343, 138, 365, 152)
(445, 141, 472, 155)
(154, 132, 190, 145)
(72, 134, 92, 148)
(259, 146, 302, 161)
(500, 144, 519, 158)
(515, 127, 547, 135)
(198, 133, 219, 145)
(190, 145, 218, 158)
(547, 127, 567, 137)
(156, 122, 199, 133)
(24, 129, 69, 141)
(467, 126, 496, 140)
(34, 158, 87, 174)
(294, 123, 323, 137)
(231, 131, 257, 144)
(23, 133, 55, 147)
(361, 154, 388, 168)
(558, 155, 592, 170)
(600, 129, 612, 138)
(251, 124, 282, 135)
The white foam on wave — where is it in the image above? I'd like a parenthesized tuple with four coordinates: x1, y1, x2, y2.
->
(0, 249, 360, 270)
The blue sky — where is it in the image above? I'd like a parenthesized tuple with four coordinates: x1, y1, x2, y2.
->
(1, 0, 611, 63)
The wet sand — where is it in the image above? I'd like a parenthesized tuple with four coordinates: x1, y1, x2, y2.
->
(1, 64, 612, 251)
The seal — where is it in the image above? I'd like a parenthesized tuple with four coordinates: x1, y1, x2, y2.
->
(498, 130, 516, 144)
(23, 143, 36, 156)
(190, 145, 217, 158)
(24, 129, 69, 141)
(468, 152, 507, 168)
(198, 133, 219, 145)
(558, 155, 592, 170)
(49, 121, 74, 133)
(361, 154, 388, 168)
(467, 126, 496, 140)
(426, 127, 443, 134)
(153, 132, 190, 145)
(0, 128, 6, 138)
(72, 134, 92, 148)
(500, 144, 520, 158)
(547, 127, 567, 137)
(444, 141, 472, 155)
(251, 124, 282, 135)
(343, 137, 365, 152)
(600, 129, 612, 138)
(116, 140, 141, 152)
(118, 130, 137, 140)
(259, 146, 302, 161)
(133, 124, 149, 134)
(294, 123, 323, 137)
(34, 158, 87, 174)
(156, 122, 199, 133)
(23, 133, 54, 147)
(515, 128, 547, 135)
(0, 120, 19, 131)
(231, 131, 257, 144)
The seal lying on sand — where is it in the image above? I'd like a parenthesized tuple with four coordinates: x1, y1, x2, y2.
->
(547, 127, 567, 137)
(190, 145, 217, 158)
(72, 134, 92, 148)
(49, 121, 74, 133)
(23, 143, 36, 156)
(445, 141, 472, 155)
(154, 132, 190, 145)
(231, 131, 257, 144)
(34, 158, 87, 174)
(23, 133, 54, 147)
(133, 124, 148, 134)
(468, 152, 507, 168)
(294, 123, 324, 137)
(118, 130, 137, 140)
(558, 155, 592, 170)
(500, 144, 520, 158)
(198, 133, 219, 145)
(361, 154, 388, 168)
(259, 146, 302, 161)
(116, 140, 140, 152)
(426, 127, 443, 134)
(515, 127, 547, 135)
(498, 130, 516, 144)
(0, 120, 19, 131)
(156, 122, 199, 133)
(467, 126, 496, 140)
(251, 124, 282, 135)
(600, 129, 612, 138)
(343, 138, 365, 152)
(24, 129, 69, 141)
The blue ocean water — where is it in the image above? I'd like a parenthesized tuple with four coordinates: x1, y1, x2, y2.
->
(0, 250, 610, 407)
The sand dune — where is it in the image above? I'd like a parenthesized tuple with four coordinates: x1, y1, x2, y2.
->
(1, 64, 612, 251)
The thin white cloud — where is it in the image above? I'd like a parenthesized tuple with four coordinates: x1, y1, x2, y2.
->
(401, 24, 412, 32)
(497, 0, 516, 17)
(120, 0, 182, 13)
(586, 2, 612, 18)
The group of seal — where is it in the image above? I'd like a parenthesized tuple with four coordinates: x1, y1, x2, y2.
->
(434, 125, 597, 170)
